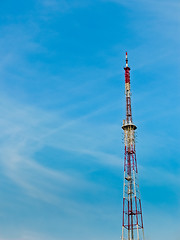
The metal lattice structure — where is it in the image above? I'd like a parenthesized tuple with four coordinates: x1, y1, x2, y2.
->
(121, 53, 145, 240)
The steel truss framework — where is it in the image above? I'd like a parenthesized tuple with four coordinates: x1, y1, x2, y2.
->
(121, 53, 145, 240)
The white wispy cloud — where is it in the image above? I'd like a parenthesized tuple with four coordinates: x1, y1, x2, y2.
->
(0, 19, 125, 208)
(0, 89, 122, 204)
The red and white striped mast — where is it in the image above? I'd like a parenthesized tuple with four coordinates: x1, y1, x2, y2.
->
(121, 52, 145, 240)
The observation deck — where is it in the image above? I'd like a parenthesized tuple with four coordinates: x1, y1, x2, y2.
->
(122, 120, 137, 130)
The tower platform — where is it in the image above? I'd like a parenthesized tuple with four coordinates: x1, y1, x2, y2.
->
(122, 123, 137, 130)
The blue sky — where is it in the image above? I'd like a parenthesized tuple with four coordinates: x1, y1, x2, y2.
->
(0, 0, 179, 239)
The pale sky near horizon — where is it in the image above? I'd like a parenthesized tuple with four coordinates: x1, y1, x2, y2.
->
(0, 0, 179, 240)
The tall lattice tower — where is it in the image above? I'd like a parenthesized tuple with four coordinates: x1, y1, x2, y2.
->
(121, 52, 145, 240)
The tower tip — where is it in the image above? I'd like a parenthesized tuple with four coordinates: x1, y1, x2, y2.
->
(125, 52, 128, 67)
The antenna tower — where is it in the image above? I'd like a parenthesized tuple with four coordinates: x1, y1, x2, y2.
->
(121, 53, 145, 240)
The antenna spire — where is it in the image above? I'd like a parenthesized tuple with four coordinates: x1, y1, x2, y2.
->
(124, 52, 131, 123)
(126, 52, 128, 67)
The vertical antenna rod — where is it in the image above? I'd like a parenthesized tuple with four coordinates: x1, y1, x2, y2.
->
(121, 53, 145, 240)
(124, 52, 132, 123)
